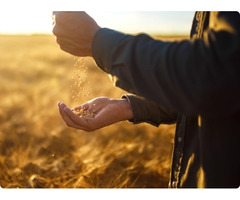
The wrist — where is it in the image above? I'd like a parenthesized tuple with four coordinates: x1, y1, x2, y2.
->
(116, 98, 133, 121)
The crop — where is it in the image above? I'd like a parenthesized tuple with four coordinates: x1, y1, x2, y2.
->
(0, 34, 177, 188)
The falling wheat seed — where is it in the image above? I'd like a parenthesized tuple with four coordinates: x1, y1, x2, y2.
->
(71, 57, 94, 118)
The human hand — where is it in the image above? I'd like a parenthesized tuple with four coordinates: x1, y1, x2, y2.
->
(52, 11, 100, 56)
(58, 97, 133, 132)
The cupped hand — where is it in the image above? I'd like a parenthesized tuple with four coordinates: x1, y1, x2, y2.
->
(52, 11, 100, 56)
(58, 97, 133, 132)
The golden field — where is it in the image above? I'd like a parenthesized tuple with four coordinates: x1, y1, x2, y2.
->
(0, 34, 180, 188)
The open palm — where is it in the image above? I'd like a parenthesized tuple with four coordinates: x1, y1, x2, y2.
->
(58, 97, 133, 132)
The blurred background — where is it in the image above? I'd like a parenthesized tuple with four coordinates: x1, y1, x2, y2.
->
(0, 2, 195, 188)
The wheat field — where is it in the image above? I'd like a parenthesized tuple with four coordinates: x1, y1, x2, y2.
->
(0, 34, 179, 188)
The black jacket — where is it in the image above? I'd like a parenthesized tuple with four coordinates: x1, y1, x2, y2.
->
(92, 11, 240, 188)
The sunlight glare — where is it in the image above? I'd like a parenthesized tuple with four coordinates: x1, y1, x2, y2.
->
(0, 9, 52, 34)
(0, 1, 194, 35)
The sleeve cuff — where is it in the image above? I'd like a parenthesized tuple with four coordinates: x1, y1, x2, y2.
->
(122, 94, 177, 126)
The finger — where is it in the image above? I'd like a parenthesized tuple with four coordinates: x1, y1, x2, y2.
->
(52, 13, 74, 36)
(63, 106, 95, 132)
(52, 11, 69, 25)
(53, 11, 83, 28)
(52, 24, 69, 38)
(58, 102, 74, 126)
(52, 11, 61, 16)
(63, 106, 88, 124)
(54, 37, 83, 56)
(58, 101, 64, 116)
(58, 102, 84, 129)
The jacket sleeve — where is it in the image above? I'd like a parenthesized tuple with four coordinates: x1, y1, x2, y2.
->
(122, 94, 177, 126)
(92, 12, 240, 117)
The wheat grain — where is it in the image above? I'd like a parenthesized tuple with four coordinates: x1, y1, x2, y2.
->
(72, 108, 95, 119)
(71, 57, 92, 103)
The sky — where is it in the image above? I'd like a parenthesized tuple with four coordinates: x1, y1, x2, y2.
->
(0, 0, 234, 35)
(89, 11, 195, 35)
(0, 0, 198, 36)
(0, 9, 194, 35)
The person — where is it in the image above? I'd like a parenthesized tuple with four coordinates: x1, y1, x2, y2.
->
(52, 11, 240, 188)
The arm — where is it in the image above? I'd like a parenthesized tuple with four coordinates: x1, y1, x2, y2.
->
(52, 12, 177, 131)
(122, 94, 177, 126)
(92, 12, 240, 117)
(58, 95, 177, 131)
(53, 12, 240, 117)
